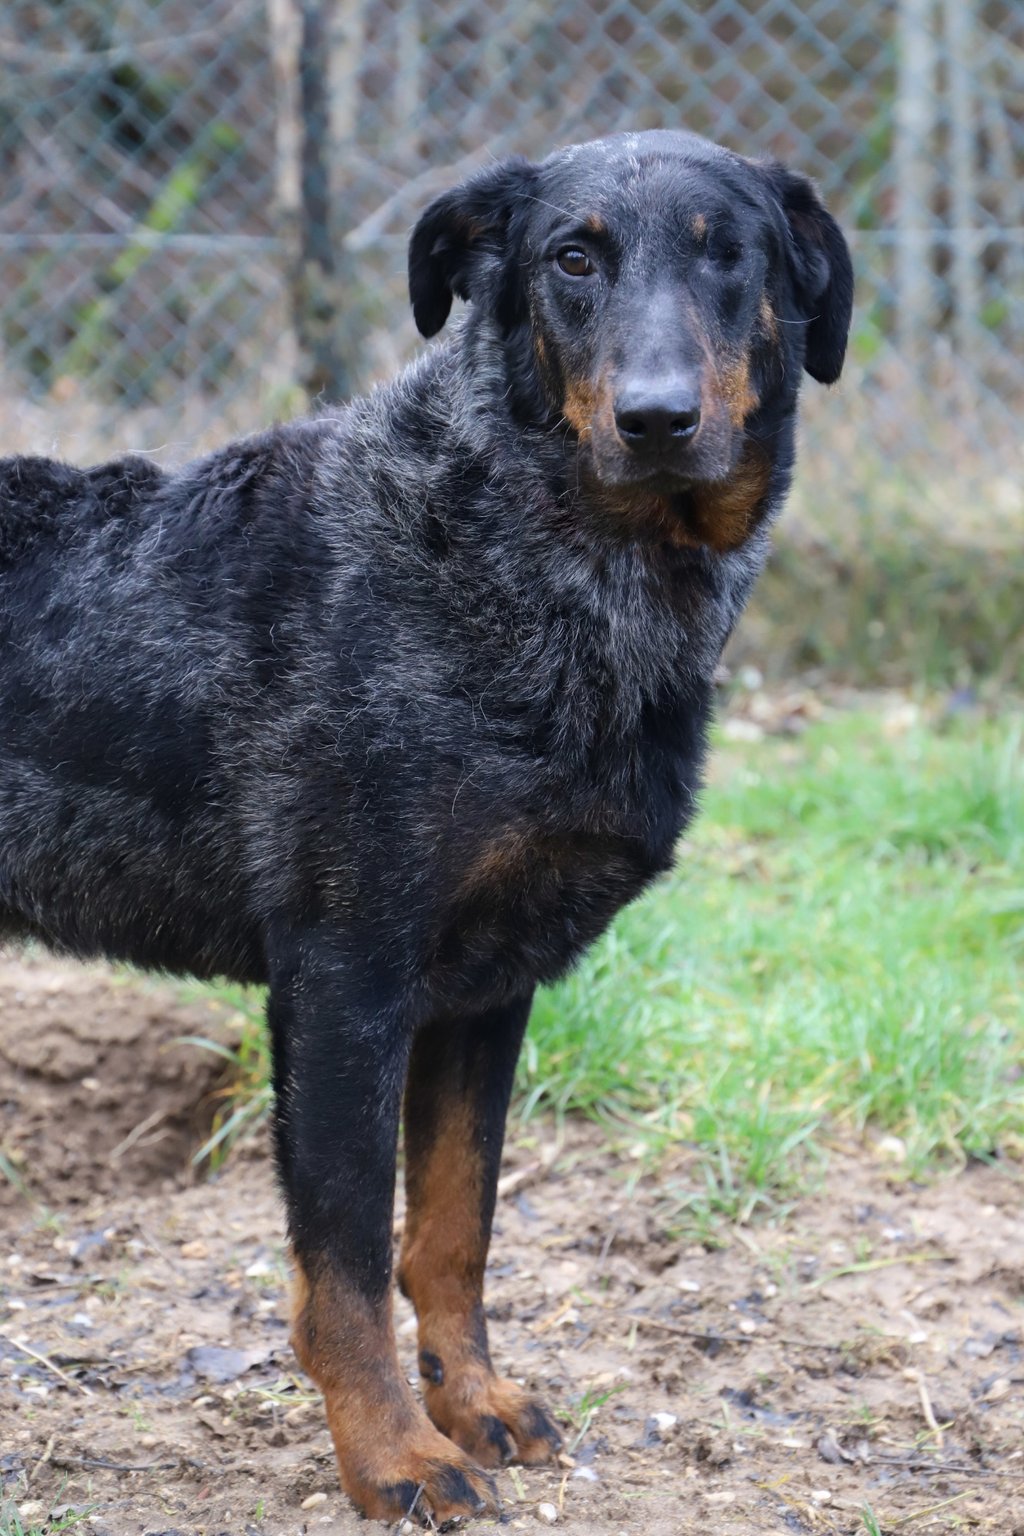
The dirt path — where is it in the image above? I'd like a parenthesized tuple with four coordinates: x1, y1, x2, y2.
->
(2, 955, 1022, 1536)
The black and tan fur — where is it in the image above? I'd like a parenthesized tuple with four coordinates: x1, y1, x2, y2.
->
(0, 130, 852, 1522)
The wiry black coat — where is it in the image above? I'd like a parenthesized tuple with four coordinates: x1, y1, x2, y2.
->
(0, 130, 852, 1524)
(0, 339, 743, 996)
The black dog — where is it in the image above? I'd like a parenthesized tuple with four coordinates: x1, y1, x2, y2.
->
(0, 130, 851, 1522)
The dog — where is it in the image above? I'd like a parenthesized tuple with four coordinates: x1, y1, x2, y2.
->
(0, 129, 852, 1522)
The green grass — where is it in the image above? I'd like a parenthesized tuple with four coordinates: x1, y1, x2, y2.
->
(520, 708, 1023, 1202)
(0, 1502, 93, 1536)
(195, 706, 1023, 1211)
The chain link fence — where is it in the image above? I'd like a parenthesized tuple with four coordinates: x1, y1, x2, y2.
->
(1, 0, 1021, 485)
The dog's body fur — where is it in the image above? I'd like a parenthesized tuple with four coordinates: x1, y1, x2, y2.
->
(0, 131, 851, 1522)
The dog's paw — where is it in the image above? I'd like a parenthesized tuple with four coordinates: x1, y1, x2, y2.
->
(426, 1373, 564, 1469)
(341, 1426, 500, 1524)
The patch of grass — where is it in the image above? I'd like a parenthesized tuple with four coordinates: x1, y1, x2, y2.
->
(522, 710, 1023, 1204)
(563, 1380, 630, 1454)
(179, 984, 270, 1168)
(0, 1501, 94, 1535)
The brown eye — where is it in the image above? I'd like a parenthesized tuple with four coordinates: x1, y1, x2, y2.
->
(556, 248, 594, 277)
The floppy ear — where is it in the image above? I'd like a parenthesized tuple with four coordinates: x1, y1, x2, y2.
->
(408, 157, 538, 338)
(763, 164, 853, 385)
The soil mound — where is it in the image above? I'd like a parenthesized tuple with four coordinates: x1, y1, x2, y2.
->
(0, 951, 234, 1207)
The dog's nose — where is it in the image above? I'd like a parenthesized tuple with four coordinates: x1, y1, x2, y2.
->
(613, 381, 702, 452)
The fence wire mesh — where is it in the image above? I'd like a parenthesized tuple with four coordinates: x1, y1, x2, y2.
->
(1, 0, 1021, 484)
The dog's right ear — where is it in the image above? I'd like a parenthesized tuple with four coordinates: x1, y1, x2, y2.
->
(408, 157, 538, 338)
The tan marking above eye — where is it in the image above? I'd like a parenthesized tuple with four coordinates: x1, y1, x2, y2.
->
(692, 213, 708, 239)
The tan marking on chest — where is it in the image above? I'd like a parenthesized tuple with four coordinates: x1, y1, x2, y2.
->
(458, 830, 531, 898)
(457, 823, 634, 906)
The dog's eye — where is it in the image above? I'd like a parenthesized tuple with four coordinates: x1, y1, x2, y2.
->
(556, 248, 595, 277)
(710, 235, 743, 266)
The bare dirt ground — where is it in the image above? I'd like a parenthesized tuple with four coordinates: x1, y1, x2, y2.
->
(1, 954, 1022, 1536)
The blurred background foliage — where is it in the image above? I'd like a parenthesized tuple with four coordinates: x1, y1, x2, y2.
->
(1, 0, 1021, 688)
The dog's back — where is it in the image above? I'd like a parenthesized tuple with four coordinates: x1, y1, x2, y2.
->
(0, 455, 166, 568)
(0, 437, 308, 978)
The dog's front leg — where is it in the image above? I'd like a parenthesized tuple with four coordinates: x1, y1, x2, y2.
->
(267, 933, 500, 1524)
(398, 995, 564, 1468)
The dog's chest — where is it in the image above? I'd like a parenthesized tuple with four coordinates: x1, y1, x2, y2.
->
(427, 781, 681, 1008)
(419, 603, 712, 1006)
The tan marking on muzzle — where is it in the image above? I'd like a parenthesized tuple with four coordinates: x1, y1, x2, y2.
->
(562, 370, 614, 441)
(715, 349, 760, 429)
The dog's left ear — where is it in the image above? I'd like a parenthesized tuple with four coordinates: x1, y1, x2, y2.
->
(763, 164, 853, 385)
(408, 157, 538, 338)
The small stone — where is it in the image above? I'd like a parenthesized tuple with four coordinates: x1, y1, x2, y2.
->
(738, 1318, 757, 1335)
(180, 1239, 209, 1260)
(301, 1491, 328, 1509)
(811, 1489, 832, 1504)
(650, 1412, 677, 1433)
(572, 1466, 599, 1482)
(537, 1503, 559, 1525)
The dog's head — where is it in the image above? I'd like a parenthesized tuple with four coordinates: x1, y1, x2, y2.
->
(409, 131, 852, 551)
